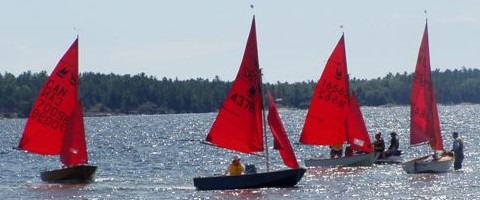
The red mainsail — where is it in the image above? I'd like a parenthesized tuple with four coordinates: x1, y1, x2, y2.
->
(410, 22, 443, 150)
(346, 92, 373, 153)
(300, 35, 350, 145)
(267, 90, 300, 169)
(205, 17, 264, 153)
(19, 39, 79, 155)
(60, 100, 88, 166)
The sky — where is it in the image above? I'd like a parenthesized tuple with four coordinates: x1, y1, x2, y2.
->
(1, 1, 480, 83)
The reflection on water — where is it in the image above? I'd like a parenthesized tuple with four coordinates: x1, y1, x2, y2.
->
(24, 183, 89, 191)
(1, 105, 480, 199)
(217, 189, 266, 199)
(307, 166, 367, 176)
(407, 173, 439, 183)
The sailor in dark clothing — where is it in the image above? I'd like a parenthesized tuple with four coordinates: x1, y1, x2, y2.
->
(384, 132, 400, 157)
(345, 144, 354, 157)
(373, 132, 385, 158)
(330, 144, 343, 158)
(450, 132, 464, 170)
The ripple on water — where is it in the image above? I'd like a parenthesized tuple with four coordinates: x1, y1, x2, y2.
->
(1, 105, 480, 199)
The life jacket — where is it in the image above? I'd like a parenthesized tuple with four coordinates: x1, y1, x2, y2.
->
(374, 139, 385, 152)
(228, 162, 245, 176)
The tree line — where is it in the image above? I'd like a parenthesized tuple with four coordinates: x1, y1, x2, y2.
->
(1, 67, 480, 118)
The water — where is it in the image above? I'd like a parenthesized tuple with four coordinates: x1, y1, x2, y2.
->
(1, 105, 479, 199)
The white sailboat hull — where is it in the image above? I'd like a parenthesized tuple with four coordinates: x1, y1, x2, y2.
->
(304, 153, 375, 167)
(402, 155, 453, 173)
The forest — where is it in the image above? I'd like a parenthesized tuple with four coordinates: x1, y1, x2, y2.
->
(1, 67, 480, 118)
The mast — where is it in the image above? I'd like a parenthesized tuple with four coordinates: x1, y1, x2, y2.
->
(250, 3, 269, 171)
(260, 67, 270, 172)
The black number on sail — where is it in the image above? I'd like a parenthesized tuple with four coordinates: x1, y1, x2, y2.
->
(230, 93, 255, 113)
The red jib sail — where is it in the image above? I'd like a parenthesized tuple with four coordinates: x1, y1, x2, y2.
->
(267, 90, 300, 169)
(300, 35, 350, 145)
(60, 100, 88, 166)
(410, 22, 443, 150)
(346, 92, 373, 153)
(19, 39, 79, 155)
(206, 17, 264, 153)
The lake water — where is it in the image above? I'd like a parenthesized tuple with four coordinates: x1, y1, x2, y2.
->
(1, 105, 479, 199)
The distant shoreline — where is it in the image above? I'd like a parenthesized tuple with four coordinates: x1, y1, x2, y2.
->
(2, 68, 480, 118)
(2, 103, 478, 120)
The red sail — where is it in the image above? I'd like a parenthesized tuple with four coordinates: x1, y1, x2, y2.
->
(300, 35, 350, 145)
(206, 17, 264, 153)
(60, 100, 88, 166)
(346, 92, 373, 153)
(410, 22, 443, 150)
(267, 90, 300, 169)
(19, 39, 79, 155)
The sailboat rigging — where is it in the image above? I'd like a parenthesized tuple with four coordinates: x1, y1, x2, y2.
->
(18, 38, 97, 183)
(402, 20, 453, 173)
(300, 34, 375, 167)
(193, 16, 305, 190)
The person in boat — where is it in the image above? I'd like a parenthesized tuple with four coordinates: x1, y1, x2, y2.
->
(383, 132, 400, 158)
(432, 150, 446, 161)
(449, 132, 464, 170)
(373, 132, 385, 158)
(225, 155, 245, 176)
(344, 144, 354, 157)
(330, 144, 343, 158)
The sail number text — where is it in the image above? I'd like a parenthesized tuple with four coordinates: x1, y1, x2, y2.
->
(31, 99, 69, 132)
(317, 80, 348, 107)
(30, 80, 71, 132)
(230, 93, 255, 113)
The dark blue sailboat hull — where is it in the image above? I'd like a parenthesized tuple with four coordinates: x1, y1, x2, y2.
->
(193, 168, 306, 190)
(41, 165, 97, 183)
